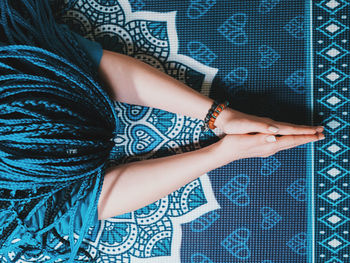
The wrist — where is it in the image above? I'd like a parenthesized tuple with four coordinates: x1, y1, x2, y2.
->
(214, 107, 234, 131)
(213, 136, 239, 166)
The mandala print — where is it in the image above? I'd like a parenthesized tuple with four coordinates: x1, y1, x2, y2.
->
(55, 0, 219, 262)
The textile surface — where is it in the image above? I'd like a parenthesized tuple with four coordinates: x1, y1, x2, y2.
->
(1, 0, 349, 262)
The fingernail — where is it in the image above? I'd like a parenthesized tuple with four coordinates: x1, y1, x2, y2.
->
(268, 126, 279, 133)
(318, 133, 325, 140)
(266, 135, 276, 142)
(316, 126, 324, 132)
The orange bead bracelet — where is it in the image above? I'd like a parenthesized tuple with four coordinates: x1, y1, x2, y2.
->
(202, 100, 229, 131)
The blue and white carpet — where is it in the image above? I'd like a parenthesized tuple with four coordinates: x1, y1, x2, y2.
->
(3, 0, 350, 262)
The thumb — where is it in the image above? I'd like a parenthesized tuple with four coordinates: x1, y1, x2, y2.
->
(259, 123, 279, 133)
(253, 121, 279, 134)
(265, 135, 277, 143)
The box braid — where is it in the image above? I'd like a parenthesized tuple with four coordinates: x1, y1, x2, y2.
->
(0, 0, 118, 262)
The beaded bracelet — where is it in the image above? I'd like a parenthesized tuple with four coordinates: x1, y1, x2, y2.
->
(204, 100, 219, 123)
(201, 100, 230, 132)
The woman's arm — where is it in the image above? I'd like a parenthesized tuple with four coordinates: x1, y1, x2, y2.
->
(97, 138, 222, 220)
(97, 49, 230, 126)
(97, 49, 323, 134)
(97, 132, 323, 220)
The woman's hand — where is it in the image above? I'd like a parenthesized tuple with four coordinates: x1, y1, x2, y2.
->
(215, 108, 324, 135)
(217, 132, 325, 163)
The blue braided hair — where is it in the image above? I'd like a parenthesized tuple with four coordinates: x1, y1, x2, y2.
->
(0, 0, 117, 261)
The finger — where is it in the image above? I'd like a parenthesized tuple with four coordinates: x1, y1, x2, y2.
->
(260, 118, 324, 135)
(273, 133, 324, 152)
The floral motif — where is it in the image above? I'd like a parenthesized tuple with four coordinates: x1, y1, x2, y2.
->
(101, 222, 128, 244)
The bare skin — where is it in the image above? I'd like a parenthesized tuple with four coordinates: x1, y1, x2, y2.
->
(96, 49, 324, 220)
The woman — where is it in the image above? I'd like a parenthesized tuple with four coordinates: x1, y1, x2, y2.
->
(0, 0, 324, 262)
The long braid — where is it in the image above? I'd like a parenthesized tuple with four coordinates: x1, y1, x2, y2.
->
(41, 184, 75, 249)
(50, 183, 95, 262)
(0, 0, 118, 261)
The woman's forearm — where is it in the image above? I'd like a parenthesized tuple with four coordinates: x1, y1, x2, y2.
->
(98, 49, 229, 123)
(97, 139, 227, 220)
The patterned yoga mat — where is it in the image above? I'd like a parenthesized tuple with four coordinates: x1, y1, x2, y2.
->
(3, 0, 349, 262)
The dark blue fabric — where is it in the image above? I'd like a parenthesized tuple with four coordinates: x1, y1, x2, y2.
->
(68, 26, 103, 70)
(0, 25, 103, 69)
(1, 0, 348, 262)
(66, 25, 104, 70)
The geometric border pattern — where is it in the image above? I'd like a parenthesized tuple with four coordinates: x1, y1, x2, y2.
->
(313, 0, 350, 262)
